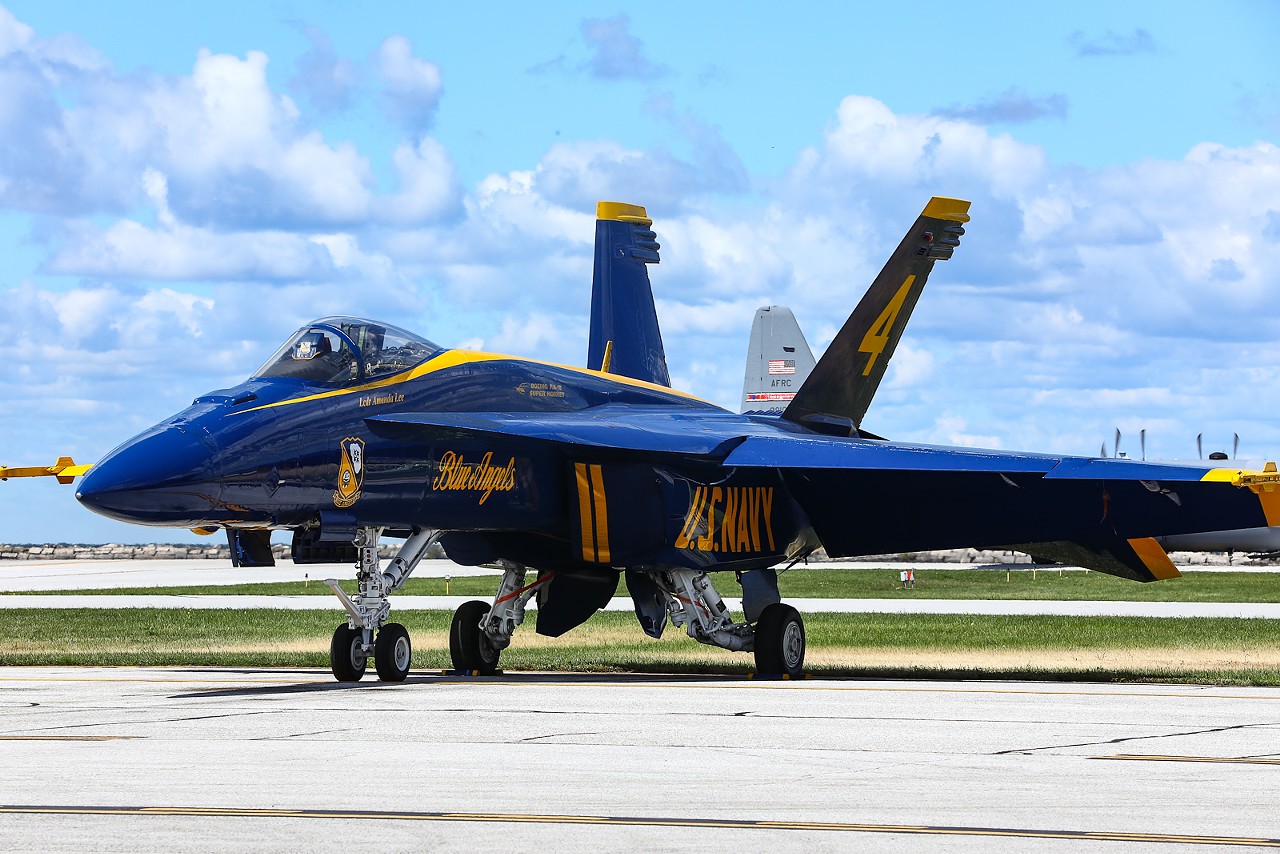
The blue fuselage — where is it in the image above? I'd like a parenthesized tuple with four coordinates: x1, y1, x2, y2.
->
(76, 348, 811, 573)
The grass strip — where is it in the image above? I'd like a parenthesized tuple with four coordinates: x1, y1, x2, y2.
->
(27, 569, 1280, 602)
(4, 609, 1280, 685)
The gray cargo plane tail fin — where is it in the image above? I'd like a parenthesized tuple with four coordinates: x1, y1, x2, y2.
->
(781, 196, 970, 435)
(740, 306, 816, 414)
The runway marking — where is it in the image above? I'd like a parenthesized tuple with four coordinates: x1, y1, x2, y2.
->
(0, 736, 140, 741)
(0, 804, 1274, 846)
(1097, 754, 1280, 766)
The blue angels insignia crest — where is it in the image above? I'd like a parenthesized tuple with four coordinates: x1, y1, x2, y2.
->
(333, 437, 365, 508)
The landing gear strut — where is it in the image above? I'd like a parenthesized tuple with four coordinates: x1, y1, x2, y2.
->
(650, 569, 806, 677)
(449, 561, 551, 674)
(325, 527, 437, 682)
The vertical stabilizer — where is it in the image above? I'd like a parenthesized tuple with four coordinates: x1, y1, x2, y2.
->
(782, 197, 970, 434)
(740, 306, 817, 413)
(587, 202, 671, 386)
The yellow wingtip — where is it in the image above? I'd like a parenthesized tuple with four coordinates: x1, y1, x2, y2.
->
(922, 196, 971, 223)
(596, 201, 651, 225)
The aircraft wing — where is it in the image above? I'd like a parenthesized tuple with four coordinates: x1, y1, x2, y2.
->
(369, 407, 1279, 581)
(724, 436, 1280, 581)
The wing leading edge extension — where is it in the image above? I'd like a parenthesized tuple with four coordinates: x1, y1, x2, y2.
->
(366, 406, 758, 458)
(782, 197, 970, 435)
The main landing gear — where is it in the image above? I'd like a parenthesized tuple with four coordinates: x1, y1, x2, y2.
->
(325, 527, 437, 682)
(449, 561, 551, 674)
(446, 565, 806, 676)
(449, 562, 550, 674)
(653, 569, 807, 677)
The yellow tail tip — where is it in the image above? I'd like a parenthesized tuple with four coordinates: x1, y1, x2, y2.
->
(596, 201, 651, 225)
(922, 197, 971, 223)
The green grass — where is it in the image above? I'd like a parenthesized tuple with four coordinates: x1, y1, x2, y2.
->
(26, 568, 1280, 602)
(4, 608, 1280, 685)
(780, 568, 1280, 601)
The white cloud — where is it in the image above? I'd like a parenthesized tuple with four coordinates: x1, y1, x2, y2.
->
(0, 27, 376, 227)
(883, 343, 935, 389)
(793, 95, 1048, 202)
(376, 35, 442, 132)
(381, 137, 462, 224)
(0, 6, 33, 57)
(46, 217, 341, 281)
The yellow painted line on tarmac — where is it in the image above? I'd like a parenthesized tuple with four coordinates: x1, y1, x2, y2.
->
(0, 736, 140, 741)
(0, 804, 1274, 846)
(0, 736, 142, 742)
(1097, 754, 1280, 766)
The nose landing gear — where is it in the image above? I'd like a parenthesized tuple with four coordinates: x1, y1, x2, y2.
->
(325, 527, 436, 682)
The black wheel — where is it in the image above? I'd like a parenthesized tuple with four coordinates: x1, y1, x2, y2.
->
(754, 603, 805, 677)
(330, 624, 367, 682)
(449, 600, 501, 674)
(375, 623, 412, 682)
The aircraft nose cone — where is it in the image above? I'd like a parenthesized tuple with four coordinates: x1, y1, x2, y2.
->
(76, 425, 223, 525)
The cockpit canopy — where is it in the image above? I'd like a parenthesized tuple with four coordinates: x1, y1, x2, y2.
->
(255, 317, 442, 384)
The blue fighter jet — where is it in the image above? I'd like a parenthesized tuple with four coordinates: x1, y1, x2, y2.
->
(8, 198, 1280, 682)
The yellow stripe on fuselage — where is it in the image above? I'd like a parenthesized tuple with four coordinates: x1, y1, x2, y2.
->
(573, 463, 611, 564)
(589, 464, 610, 564)
(575, 463, 596, 562)
(238, 349, 709, 415)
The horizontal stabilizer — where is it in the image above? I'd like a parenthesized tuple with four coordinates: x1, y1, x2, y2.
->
(783, 197, 970, 434)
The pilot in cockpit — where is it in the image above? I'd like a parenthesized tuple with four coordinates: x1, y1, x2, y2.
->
(292, 331, 331, 361)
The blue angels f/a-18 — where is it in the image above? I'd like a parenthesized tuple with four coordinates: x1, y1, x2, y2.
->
(7, 198, 1280, 682)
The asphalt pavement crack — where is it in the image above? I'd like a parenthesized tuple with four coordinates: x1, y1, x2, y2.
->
(994, 721, 1280, 754)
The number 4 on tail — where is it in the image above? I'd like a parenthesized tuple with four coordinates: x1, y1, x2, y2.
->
(857, 274, 915, 376)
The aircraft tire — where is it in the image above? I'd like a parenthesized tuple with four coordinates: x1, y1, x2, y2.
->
(753, 604, 805, 677)
(374, 622, 412, 682)
(330, 624, 367, 682)
(450, 600, 501, 675)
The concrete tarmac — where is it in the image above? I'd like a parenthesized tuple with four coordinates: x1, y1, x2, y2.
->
(0, 558, 501, 592)
(0, 667, 1277, 853)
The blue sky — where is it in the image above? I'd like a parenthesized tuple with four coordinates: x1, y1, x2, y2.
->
(1, 1, 1278, 543)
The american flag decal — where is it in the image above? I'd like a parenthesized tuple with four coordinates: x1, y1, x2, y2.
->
(767, 359, 796, 375)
